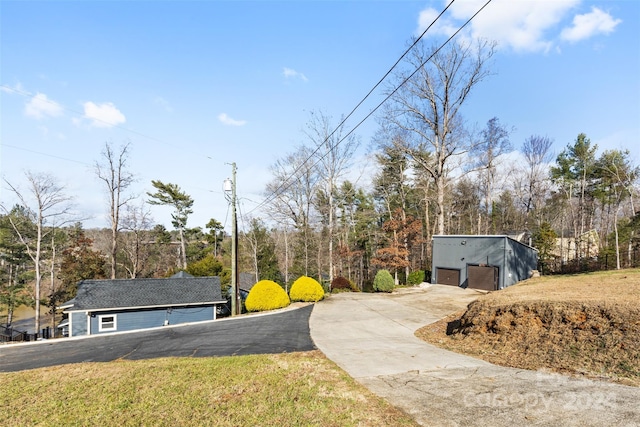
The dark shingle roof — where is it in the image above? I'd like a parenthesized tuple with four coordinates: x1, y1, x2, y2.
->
(239, 272, 257, 292)
(65, 276, 225, 311)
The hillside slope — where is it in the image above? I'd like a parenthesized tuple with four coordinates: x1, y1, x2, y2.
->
(416, 269, 640, 386)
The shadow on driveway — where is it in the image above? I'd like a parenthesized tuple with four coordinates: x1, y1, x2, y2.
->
(0, 305, 315, 372)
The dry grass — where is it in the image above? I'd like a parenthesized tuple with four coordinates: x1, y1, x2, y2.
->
(0, 351, 418, 427)
(416, 269, 640, 386)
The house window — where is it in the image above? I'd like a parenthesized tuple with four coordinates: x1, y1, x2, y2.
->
(98, 314, 117, 332)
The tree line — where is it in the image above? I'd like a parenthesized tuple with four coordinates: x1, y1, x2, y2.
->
(2, 38, 638, 334)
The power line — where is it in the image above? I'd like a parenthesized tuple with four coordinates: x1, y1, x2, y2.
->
(248, 0, 458, 214)
(249, 0, 492, 215)
(1, 143, 92, 166)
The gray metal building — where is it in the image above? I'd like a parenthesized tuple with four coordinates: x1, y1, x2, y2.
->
(431, 235, 538, 291)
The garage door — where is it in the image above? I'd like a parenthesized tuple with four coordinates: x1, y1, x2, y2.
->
(435, 268, 460, 286)
(468, 265, 498, 291)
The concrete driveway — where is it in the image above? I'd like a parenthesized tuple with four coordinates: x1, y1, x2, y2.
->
(310, 285, 640, 427)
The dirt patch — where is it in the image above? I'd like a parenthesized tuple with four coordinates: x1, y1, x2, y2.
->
(416, 269, 640, 386)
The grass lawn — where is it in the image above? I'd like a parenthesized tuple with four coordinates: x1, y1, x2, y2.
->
(416, 269, 640, 386)
(0, 350, 418, 427)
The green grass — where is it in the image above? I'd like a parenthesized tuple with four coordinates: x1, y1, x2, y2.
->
(0, 351, 418, 427)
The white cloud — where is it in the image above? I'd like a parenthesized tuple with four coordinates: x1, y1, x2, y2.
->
(416, 7, 459, 39)
(560, 7, 621, 42)
(415, 1, 620, 53)
(218, 113, 247, 127)
(82, 101, 126, 128)
(283, 67, 308, 82)
(24, 92, 64, 119)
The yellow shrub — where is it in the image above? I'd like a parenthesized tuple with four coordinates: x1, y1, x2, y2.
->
(289, 276, 325, 302)
(245, 280, 291, 312)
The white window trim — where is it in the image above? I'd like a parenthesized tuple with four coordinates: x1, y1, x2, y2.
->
(98, 314, 117, 332)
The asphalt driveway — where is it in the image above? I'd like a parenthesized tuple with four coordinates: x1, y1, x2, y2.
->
(0, 304, 315, 372)
(3, 286, 639, 427)
(310, 285, 640, 427)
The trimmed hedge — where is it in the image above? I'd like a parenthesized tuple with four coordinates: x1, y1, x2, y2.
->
(289, 276, 325, 302)
(407, 270, 425, 285)
(245, 280, 291, 312)
(373, 270, 395, 293)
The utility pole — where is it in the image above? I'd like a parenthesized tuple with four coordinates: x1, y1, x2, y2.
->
(224, 162, 240, 316)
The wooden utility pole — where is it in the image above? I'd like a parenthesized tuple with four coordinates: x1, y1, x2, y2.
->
(225, 163, 240, 315)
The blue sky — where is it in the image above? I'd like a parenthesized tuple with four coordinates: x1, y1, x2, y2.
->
(1, 0, 638, 232)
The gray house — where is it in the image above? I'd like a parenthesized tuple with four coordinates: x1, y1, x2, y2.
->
(431, 235, 538, 291)
(238, 272, 257, 299)
(60, 274, 226, 337)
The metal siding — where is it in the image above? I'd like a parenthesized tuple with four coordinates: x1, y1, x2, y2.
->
(432, 235, 541, 289)
(506, 239, 538, 285)
(432, 236, 506, 288)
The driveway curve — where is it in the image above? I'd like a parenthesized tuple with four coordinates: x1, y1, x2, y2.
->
(0, 304, 315, 372)
(310, 285, 640, 427)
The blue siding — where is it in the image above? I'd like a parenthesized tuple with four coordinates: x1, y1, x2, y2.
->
(73, 306, 216, 336)
(91, 306, 215, 335)
(71, 311, 87, 337)
(168, 306, 215, 325)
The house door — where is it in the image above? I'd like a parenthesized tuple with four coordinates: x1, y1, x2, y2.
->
(468, 265, 498, 291)
(435, 268, 460, 287)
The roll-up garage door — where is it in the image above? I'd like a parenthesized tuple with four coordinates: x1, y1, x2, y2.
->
(435, 268, 460, 286)
(468, 265, 498, 291)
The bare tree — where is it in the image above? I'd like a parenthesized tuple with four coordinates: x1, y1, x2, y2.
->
(471, 117, 512, 233)
(521, 135, 553, 212)
(271, 227, 291, 286)
(305, 110, 360, 282)
(596, 149, 638, 269)
(381, 39, 496, 235)
(266, 145, 320, 277)
(519, 135, 554, 223)
(1, 172, 74, 334)
(95, 141, 135, 279)
(120, 201, 153, 278)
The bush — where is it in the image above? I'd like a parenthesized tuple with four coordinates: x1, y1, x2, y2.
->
(245, 280, 291, 312)
(331, 276, 351, 291)
(289, 276, 325, 302)
(186, 253, 224, 277)
(407, 270, 425, 285)
(373, 270, 395, 293)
